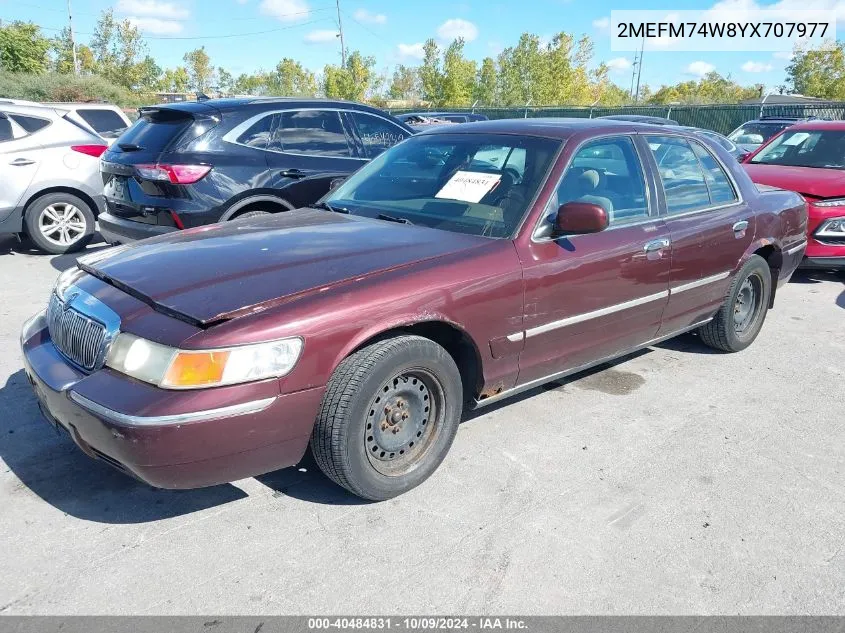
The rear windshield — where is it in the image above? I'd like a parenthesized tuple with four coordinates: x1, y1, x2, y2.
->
(77, 109, 127, 136)
(115, 109, 193, 152)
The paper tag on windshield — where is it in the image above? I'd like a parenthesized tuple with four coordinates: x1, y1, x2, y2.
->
(435, 171, 501, 203)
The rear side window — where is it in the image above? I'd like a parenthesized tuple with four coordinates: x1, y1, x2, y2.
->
(0, 116, 12, 142)
(348, 111, 409, 157)
(78, 109, 127, 135)
(271, 110, 351, 157)
(646, 135, 711, 214)
(9, 114, 50, 134)
(237, 114, 274, 149)
(116, 110, 192, 152)
(690, 141, 738, 205)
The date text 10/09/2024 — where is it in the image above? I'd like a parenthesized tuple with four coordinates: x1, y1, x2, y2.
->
(307, 618, 529, 630)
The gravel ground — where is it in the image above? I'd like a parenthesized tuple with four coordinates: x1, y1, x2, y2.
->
(1, 234, 843, 615)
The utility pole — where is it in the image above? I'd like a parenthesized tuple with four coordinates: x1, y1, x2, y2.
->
(335, 0, 346, 67)
(67, 0, 79, 75)
(634, 36, 645, 102)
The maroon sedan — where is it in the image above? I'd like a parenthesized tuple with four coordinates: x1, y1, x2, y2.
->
(743, 120, 845, 270)
(21, 119, 807, 500)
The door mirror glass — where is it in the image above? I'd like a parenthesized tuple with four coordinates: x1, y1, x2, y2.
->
(329, 176, 346, 190)
(555, 202, 609, 235)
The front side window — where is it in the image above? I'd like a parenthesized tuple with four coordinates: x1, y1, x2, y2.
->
(647, 136, 712, 214)
(326, 133, 560, 238)
(348, 112, 409, 157)
(271, 110, 351, 157)
(749, 129, 845, 169)
(554, 136, 649, 224)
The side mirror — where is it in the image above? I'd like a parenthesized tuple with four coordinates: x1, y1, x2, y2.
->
(554, 202, 609, 236)
(329, 176, 346, 191)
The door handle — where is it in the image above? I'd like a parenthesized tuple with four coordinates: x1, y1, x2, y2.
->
(280, 168, 307, 179)
(733, 220, 749, 233)
(643, 238, 671, 253)
(9, 158, 35, 166)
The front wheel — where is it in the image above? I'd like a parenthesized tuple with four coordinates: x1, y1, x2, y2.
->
(311, 335, 463, 500)
(698, 254, 771, 352)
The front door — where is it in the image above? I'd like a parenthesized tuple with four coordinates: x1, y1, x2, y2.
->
(641, 134, 755, 336)
(514, 134, 672, 385)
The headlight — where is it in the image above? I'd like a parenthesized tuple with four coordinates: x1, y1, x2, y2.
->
(815, 217, 845, 238)
(106, 333, 303, 389)
(812, 198, 845, 208)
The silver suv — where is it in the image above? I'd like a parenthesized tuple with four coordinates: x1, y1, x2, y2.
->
(0, 104, 108, 254)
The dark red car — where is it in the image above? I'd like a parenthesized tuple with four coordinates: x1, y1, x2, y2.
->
(21, 120, 807, 500)
(743, 120, 845, 270)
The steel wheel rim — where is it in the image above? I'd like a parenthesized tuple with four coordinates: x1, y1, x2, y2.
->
(39, 204, 86, 246)
(734, 273, 762, 334)
(364, 368, 445, 476)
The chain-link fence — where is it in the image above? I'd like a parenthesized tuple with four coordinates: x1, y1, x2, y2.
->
(388, 103, 845, 135)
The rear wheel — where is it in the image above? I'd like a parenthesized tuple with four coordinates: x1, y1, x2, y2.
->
(233, 210, 272, 220)
(24, 193, 95, 254)
(698, 254, 771, 352)
(311, 335, 463, 500)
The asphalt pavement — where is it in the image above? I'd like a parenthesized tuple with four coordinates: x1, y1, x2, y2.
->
(1, 234, 843, 614)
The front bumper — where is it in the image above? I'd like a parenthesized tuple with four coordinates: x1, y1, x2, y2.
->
(21, 312, 323, 489)
(98, 211, 178, 244)
(801, 256, 845, 270)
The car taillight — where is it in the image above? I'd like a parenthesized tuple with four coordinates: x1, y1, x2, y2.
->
(71, 144, 108, 158)
(135, 163, 212, 184)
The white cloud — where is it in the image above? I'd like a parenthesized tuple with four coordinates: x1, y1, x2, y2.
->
(742, 60, 774, 72)
(592, 16, 610, 30)
(606, 57, 632, 72)
(125, 16, 184, 33)
(259, 0, 310, 22)
(116, 0, 189, 19)
(686, 60, 716, 76)
(353, 8, 386, 24)
(773, 50, 794, 60)
(705, 0, 845, 22)
(303, 29, 339, 43)
(396, 42, 425, 60)
(436, 18, 478, 42)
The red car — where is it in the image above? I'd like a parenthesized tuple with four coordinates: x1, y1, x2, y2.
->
(743, 120, 845, 270)
(21, 120, 807, 500)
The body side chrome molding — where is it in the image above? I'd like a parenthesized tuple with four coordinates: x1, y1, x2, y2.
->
(68, 392, 276, 427)
(473, 318, 713, 409)
(669, 271, 731, 295)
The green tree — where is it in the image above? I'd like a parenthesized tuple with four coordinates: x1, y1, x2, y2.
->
(234, 72, 265, 95)
(388, 65, 420, 100)
(90, 9, 150, 89)
(267, 58, 317, 96)
(473, 57, 497, 105)
(419, 39, 443, 104)
(322, 50, 375, 101)
(497, 34, 543, 106)
(158, 66, 190, 92)
(136, 55, 161, 90)
(183, 46, 213, 92)
(52, 27, 95, 75)
(786, 41, 845, 99)
(441, 38, 476, 106)
(217, 67, 234, 94)
(648, 72, 760, 104)
(0, 21, 51, 73)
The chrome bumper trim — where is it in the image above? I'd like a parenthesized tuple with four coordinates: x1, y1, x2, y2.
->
(785, 240, 808, 256)
(68, 392, 277, 427)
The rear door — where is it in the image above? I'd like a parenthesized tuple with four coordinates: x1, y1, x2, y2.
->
(263, 109, 367, 207)
(641, 134, 753, 336)
(0, 112, 42, 222)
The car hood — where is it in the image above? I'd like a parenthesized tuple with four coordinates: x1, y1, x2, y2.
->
(743, 163, 845, 199)
(81, 209, 488, 325)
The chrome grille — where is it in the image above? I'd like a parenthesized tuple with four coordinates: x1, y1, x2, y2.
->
(47, 293, 107, 370)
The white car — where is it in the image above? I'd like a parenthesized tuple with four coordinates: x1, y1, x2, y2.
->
(0, 103, 109, 254)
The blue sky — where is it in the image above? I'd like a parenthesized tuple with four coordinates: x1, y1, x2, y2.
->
(2, 0, 840, 90)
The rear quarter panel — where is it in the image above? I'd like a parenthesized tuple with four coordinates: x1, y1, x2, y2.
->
(745, 185, 808, 281)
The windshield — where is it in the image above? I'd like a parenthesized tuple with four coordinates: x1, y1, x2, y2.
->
(325, 133, 561, 238)
(749, 129, 845, 169)
(728, 122, 790, 145)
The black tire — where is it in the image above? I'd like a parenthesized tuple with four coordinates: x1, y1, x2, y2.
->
(24, 192, 95, 255)
(233, 210, 272, 220)
(698, 254, 771, 352)
(311, 335, 463, 500)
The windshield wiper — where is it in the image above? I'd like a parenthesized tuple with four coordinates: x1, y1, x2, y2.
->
(309, 201, 349, 214)
(377, 213, 413, 225)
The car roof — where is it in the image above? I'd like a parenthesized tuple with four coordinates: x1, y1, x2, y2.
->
(781, 120, 845, 131)
(0, 103, 63, 119)
(414, 117, 675, 139)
